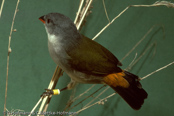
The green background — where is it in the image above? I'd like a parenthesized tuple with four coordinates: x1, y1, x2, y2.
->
(1, 0, 174, 116)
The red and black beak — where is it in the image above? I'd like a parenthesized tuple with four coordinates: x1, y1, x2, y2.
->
(39, 16, 45, 24)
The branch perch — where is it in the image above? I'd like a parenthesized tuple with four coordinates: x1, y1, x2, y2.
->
(4, 0, 20, 116)
(0, 0, 5, 18)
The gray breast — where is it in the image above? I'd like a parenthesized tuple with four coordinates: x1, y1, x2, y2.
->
(47, 35, 70, 71)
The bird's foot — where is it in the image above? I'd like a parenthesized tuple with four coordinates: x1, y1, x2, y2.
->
(41, 89, 60, 98)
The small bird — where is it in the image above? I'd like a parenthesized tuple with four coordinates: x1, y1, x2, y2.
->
(39, 13, 147, 110)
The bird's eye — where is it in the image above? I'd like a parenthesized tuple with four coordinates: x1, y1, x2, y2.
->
(47, 19, 51, 24)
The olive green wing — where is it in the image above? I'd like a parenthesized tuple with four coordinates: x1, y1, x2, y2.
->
(66, 35, 122, 76)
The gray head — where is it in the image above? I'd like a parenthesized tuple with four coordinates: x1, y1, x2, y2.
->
(39, 13, 80, 39)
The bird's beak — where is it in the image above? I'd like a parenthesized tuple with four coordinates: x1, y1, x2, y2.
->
(39, 16, 45, 24)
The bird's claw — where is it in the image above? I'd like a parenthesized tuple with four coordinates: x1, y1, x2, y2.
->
(40, 89, 53, 98)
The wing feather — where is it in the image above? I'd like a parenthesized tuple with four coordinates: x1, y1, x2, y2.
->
(66, 35, 122, 76)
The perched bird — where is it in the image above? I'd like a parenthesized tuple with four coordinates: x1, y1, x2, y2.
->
(39, 13, 148, 110)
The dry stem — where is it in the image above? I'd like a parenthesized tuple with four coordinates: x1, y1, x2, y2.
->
(74, 0, 85, 24)
(4, 0, 20, 116)
(66, 84, 96, 111)
(0, 0, 5, 18)
(92, 1, 172, 40)
(126, 42, 157, 71)
(73, 84, 96, 101)
(76, 93, 116, 114)
(141, 61, 174, 80)
(29, 97, 43, 116)
(102, 0, 110, 22)
(76, 0, 93, 29)
(121, 25, 156, 62)
(83, 86, 109, 108)
(127, 53, 138, 69)
(37, 67, 62, 116)
(67, 85, 105, 111)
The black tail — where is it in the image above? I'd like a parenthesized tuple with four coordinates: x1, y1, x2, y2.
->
(110, 71, 148, 110)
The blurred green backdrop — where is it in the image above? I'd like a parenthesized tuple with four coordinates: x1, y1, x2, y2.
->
(0, 0, 174, 116)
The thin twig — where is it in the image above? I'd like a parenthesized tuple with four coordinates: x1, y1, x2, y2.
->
(121, 25, 156, 62)
(63, 86, 77, 112)
(92, 6, 129, 40)
(141, 61, 174, 80)
(125, 53, 138, 71)
(74, 0, 85, 24)
(67, 85, 105, 111)
(65, 84, 95, 111)
(92, 1, 173, 40)
(83, 86, 109, 108)
(131, 1, 174, 8)
(102, 0, 110, 22)
(4, 0, 20, 116)
(125, 24, 165, 71)
(0, 0, 5, 18)
(77, 0, 93, 29)
(126, 42, 156, 71)
(154, 1, 174, 8)
(76, 93, 116, 114)
(28, 97, 43, 116)
(73, 84, 96, 102)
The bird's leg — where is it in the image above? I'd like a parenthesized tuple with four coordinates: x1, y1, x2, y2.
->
(66, 80, 77, 90)
(59, 80, 77, 91)
(60, 87, 68, 91)
(40, 80, 77, 97)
